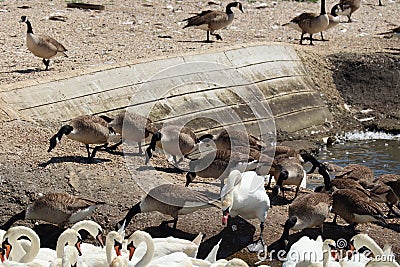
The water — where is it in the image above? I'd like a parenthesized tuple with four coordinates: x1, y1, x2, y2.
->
(306, 131, 400, 189)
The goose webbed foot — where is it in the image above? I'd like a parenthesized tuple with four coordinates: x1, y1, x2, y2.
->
(42, 58, 50, 70)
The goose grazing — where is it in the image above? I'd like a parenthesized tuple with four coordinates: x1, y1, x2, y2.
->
(19, 16, 67, 70)
(100, 111, 158, 154)
(221, 170, 270, 252)
(374, 174, 400, 197)
(183, 2, 244, 42)
(48, 115, 113, 159)
(115, 183, 217, 230)
(271, 157, 307, 201)
(145, 125, 197, 165)
(335, 0, 361, 23)
(335, 164, 374, 187)
(367, 181, 400, 218)
(331, 188, 387, 228)
(282, 0, 329, 45)
(0, 192, 105, 230)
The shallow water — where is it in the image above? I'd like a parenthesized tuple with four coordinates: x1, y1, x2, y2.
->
(306, 131, 400, 189)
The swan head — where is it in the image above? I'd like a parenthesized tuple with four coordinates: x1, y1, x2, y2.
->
(350, 234, 377, 253)
(127, 230, 153, 261)
(106, 231, 123, 258)
(71, 220, 104, 248)
(323, 239, 338, 261)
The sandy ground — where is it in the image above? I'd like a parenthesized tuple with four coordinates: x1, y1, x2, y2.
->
(0, 0, 399, 266)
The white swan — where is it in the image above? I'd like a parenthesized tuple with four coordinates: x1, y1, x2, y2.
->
(49, 228, 83, 267)
(71, 220, 104, 254)
(78, 230, 124, 267)
(221, 170, 270, 252)
(283, 237, 339, 267)
(1, 226, 51, 266)
(350, 234, 399, 266)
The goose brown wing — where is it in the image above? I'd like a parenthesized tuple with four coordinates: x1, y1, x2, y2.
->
(292, 12, 318, 23)
(38, 34, 67, 52)
(148, 184, 213, 207)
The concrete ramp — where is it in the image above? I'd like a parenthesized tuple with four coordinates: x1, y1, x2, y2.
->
(0, 43, 332, 137)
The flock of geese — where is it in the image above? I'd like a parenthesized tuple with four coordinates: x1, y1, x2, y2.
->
(0, 109, 399, 266)
(19, 0, 393, 70)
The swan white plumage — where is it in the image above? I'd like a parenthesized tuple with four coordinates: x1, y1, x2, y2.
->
(1, 226, 52, 266)
(77, 230, 123, 267)
(49, 228, 83, 267)
(350, 234, 399, 266)
(71, 220, 104, 255)
(221, 170, 270, 252)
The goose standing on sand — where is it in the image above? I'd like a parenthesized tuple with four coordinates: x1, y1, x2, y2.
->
(283, 0, 329, 45)
(100, 111, 158, 155)
(19, 16, 67, 70)
(183, 2, 244, 42)
(145, 125, 197, 165)
(335, 0, 361, 22)
(115, 183, 217, 230)
(0, 192, 105, 230)
(331, 188, 387, 229)
(221, 170, 270, 252)
(48, 115, 113, 159)
(271, 157, 307, 200)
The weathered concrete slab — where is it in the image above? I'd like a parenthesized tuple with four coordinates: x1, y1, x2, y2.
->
(0, 43, 333, 137)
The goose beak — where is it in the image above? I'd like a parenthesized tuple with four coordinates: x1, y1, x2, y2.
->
(222, 208, 229, 225)
(127, 241, 135, 261)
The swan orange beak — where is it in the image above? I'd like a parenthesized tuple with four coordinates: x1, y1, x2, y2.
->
(222, 208, 229, 225)
(96, 233, 105, 248)
(2, 239, 11, 260)
(0, 248, 5, 263)
(127, 241, 136, 261)
(75, 239, 82, 256)
(114, 241, 122, 257)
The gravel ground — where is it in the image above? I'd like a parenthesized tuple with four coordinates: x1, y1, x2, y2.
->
(0, 0, 399, 266)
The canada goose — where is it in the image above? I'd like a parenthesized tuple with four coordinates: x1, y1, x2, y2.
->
(331, 188, 387, 228)
(145, 125, 197, 165)
(336, 0, 361, 23)
(19, 16, 67, 70)
(374, 174, 400, 197)
(317, 163, 371, 196)
(48, 115, 113, 159)
(221, 170, 270, 252)
(197, 129, 266, 151)
(100, 111, 158, 154)
(271, 157, 307, 200)
(183, 2, 244, 42)
(335, 163, 374, 187)
(185, 148, 262, 187)
(0, 192, 105, 230)
(282, 0, 329, 45)
(115, 183, 217, 230)
(367, 181, 400, 218)
(321, 4, 341, 40)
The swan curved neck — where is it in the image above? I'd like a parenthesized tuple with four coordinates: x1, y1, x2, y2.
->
(133, 232, 155, 267)
(360, 237, 384, 256)
(6, 227, 40, 263)
(56, 230, 79, 259)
